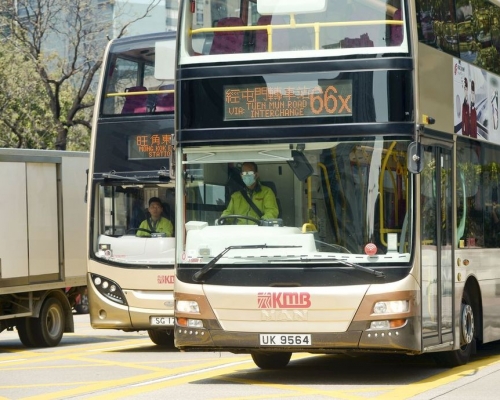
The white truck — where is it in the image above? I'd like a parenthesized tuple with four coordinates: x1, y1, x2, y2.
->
(0, 148, 89, 347)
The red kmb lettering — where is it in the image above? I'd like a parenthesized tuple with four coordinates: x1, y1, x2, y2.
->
(258, 292, 311, 309)
(157, 275, 174, 284)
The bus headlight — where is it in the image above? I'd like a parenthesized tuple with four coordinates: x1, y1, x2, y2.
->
(176, 300, 200, 313)
(370, 319, 407, 329)
(91, 273, 127, 305)
(373, 300, 409, 314)
(176, 318, 204, 328)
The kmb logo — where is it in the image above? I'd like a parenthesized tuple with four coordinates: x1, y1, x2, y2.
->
(257, 292, 311, 309)
(157, 275, 174, 284)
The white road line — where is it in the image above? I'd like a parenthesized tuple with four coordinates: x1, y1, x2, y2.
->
(0, 359, 28, 363)
(131, 360, 251, 387)
(86, 343, 148, 352)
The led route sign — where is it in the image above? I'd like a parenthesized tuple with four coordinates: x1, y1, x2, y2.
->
(128, 133, 173, 160)
(224, 80, 353, 121)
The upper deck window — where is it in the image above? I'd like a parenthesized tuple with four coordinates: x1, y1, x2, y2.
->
(102, 39, 175, 116)
(179, 0, 408, 65)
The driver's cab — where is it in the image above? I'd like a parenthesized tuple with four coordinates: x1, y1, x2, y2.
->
(186, 160, 295, 228)
(91, 183, 176, 265)
(181, 140, 412, 264)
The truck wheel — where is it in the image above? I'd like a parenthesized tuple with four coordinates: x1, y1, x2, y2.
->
(17, 318, 38, 348)
(147, 329, 175, 347)
(32, 297, 65, 347)
(251, 352, 292, 369)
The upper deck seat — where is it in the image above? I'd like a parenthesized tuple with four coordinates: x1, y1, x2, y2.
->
(209, 17, 245, 55)
(154, 84, 174, 112)
(254, 15, 289, 52)
(390, 9, 403, 46)
(121, 86, 148, 114)
(340, 33, 374, 48)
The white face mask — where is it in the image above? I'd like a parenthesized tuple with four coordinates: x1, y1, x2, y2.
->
(242, 173, 256, 187)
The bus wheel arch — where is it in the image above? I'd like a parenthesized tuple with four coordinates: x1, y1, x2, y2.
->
(251, 352, 292, 369)
(147, 329, 175, 347)
(461, 279, 482, 345)
(434, 279, 482, 367)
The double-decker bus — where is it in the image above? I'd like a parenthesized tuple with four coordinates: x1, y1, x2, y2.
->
(173, 0, 500, 368)
(87, 32, 177, 346)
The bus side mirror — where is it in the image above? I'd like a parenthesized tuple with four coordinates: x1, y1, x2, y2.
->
(288, 150, 314, 181)
(155, 40, 175, 81)
(407, 142, 424, 174)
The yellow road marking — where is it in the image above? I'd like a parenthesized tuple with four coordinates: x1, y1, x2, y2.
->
(4, 338, 500, 400)
(377, 353, 500, 399)
(81, 358, 257, 400)
(15, 356, 253, 399)
(0, 338, 152, 366)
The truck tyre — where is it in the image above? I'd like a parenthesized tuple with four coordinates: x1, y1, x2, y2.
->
(147, 329, 175, 347)
(17, 318, 38, 348)
(32, 297, 65, 347)
(251, 352, 292, 369)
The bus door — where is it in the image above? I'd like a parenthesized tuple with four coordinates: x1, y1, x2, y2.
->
(420, 137, 454, 350)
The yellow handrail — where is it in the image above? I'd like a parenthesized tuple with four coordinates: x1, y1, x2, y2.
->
(318, 162, 340, 241)
(191, 20, 403, 35)
(379, 141, 397, 246)
(106, 89, 174, 98)
(191, 19, 404, 51)
(331, 148, 347, 247)
(302, 222, 317, 233)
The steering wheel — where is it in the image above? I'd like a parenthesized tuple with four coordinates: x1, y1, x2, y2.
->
(125, 228, 153, 235)
(217, 214, 261, 225)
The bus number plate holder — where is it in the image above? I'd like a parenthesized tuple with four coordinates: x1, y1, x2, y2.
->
(150, 317, 175, 326)
(259, 334, 311, 346)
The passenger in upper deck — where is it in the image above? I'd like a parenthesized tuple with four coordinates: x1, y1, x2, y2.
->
(221, 162, 279, 224)
(136, 197, 174, 237)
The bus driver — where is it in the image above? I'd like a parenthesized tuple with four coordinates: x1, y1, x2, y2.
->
(136, 197, 174, 237)
(221, 162, 279, 224)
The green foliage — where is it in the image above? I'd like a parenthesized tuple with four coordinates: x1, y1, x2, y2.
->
(0, 0, 161, 150)
(0, 40, 57, 148)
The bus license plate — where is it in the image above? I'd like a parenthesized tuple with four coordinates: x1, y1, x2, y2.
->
(150, 317, 174, 326)
(259, 334, 311, 346)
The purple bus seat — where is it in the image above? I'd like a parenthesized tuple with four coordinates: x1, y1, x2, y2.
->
(210, 17, 245, 55)
(155, 85, 174, 112)
(340, 33, 374, 48)
(121, 86, 148, 114)
(391, 9, 403, 46)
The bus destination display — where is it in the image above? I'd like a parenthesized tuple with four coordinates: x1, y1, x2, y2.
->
(128, 133, 173, 160)
(224, 80, 353, 121)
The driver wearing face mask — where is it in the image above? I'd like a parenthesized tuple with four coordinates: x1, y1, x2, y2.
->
(221, 162, 279, 224)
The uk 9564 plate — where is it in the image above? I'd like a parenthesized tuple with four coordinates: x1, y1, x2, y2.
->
(259, 334, 311, 346)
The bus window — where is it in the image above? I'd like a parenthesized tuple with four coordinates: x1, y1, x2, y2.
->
(180, 0, 408, 64)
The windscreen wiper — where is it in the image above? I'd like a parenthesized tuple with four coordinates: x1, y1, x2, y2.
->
(192, 244, 300, 282)
(331, 259, 385, 278)
(270, 257, 385, 278)
(101, 171, 140, 181)
(101, 169, 171, 181)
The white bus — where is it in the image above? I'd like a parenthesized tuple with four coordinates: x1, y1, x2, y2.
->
(173, 0, 500, 367)
(87, 32, 177, 346)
